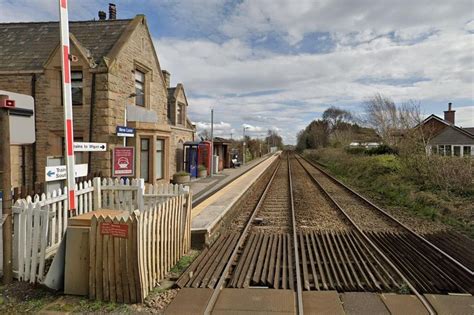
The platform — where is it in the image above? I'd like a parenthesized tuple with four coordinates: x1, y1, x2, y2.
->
(189, 154, 271, 206)
(190, 154, 279, 247)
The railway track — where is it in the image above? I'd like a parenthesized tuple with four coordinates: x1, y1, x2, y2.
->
(175, 152, 473, 314)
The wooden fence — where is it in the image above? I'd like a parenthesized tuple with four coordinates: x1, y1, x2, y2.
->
(89, 191, 192, 303)
(10, 178, 190, 284)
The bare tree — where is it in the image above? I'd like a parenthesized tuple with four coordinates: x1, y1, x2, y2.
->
(363, 94, 423, 146)
(198, 129, 210, 140)
(322, 106, 353, 132)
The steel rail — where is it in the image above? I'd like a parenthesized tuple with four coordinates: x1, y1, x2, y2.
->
(203, 156, 282, 315)
(288, 153, 304, 315)
(294, 154, 437, 315)
(299, 154, 473, 277)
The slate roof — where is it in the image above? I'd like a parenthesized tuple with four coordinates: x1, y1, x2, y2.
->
(463, 127, 474, 136)
(0, 19, 132, 72)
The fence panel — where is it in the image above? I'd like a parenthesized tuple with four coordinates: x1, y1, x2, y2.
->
(12, 177, 192, 286)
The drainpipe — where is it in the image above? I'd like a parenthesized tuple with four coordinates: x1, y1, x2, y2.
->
(31, 73, 37, 185)
(88, 73, 96, 172)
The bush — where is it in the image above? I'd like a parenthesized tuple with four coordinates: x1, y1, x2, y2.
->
(175, 171, 190, 176)
(366, 144, 398, 155)
(197, 165, 207, 171)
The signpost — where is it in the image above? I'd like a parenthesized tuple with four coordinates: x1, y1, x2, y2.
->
(74, 142, 107, 152)
(45, 164, 88, 182)
(112, 147, 135, 177)
(116, 126, 135, 137)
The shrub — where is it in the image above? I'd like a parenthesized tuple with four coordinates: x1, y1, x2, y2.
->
(175, 171, 190, 176)
(198, 165, 207, 171)
(366, 144, 398, 155)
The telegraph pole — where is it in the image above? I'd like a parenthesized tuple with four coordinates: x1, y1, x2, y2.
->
(0, 96, 13, 284)
(210, 108, 214, 177)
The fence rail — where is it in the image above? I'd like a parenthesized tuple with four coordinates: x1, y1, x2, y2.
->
(8, 178, 191, 284)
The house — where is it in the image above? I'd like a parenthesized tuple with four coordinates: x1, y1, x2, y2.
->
(418, 103, 474, 157)
(164, 75, 196, 174)
(0, 5, 194, 187)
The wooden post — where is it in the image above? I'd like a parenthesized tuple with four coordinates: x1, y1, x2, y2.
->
(0, 105, 13, 283)
(93, 177, 102, 210)
(137, 179, 145, 211)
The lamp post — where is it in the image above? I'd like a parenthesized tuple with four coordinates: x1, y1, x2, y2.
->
(242, 126, 249, 165)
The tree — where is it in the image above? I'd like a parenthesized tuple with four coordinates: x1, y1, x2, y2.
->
(322, 106, 353, 132)
(265, 130, 283, 149)
(198, 129, 210, 140)
(296, 119, 330, 151)
(363, 93, 422, 147)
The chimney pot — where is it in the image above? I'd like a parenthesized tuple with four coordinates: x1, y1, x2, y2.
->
(109, 3, 116, 20)
(444, 102, 455, 124)
(98, 11, 106, 20)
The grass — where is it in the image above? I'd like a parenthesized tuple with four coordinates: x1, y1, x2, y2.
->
(305, 148, 473, 238)
(170, 250, 200, 275)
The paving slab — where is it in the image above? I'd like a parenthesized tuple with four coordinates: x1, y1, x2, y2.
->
(165, 288, 213, 315)
(212, 288, 295, 314)
(302, 291, 345, 315)
(341, 292, 389, 315)
(380, 294, 429, 315)
(425, 294, 474, 315)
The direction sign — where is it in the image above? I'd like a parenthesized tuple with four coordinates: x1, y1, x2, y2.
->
(74, 142, 107, 152)
(116, 126, 135, 137)
(45, 164, 88, 182)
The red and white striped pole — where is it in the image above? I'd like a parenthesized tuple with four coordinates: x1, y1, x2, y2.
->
(59, 0, 76, 212)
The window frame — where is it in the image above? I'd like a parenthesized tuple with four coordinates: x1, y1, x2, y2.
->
(71, 70, 84, 106)
(140, 138, 151, 182)
(135, 69, 146, 107)
(156, 139, 165, 180)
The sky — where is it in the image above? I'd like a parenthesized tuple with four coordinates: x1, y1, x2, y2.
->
(1, 0, 473, 144)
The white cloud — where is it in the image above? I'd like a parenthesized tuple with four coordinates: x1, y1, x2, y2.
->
(455, 106, 474, 128)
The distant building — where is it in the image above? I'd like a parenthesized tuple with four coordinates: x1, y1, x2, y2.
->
(0, 6, 194, 187)
(418, 103, 474, 157)
(165, 77, 196, 174)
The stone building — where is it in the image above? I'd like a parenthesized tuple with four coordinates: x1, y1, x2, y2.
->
(0, 9, 194, 187)
(164, 74, 196, 174)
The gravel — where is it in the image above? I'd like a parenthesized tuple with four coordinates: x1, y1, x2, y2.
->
(291, 158, 350, 232)
(299, 157, 448, 234)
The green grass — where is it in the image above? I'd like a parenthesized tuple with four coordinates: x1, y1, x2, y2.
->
(170, 250, 200, 274)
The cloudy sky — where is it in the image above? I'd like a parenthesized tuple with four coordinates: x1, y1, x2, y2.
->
(2, 0, 473, 143)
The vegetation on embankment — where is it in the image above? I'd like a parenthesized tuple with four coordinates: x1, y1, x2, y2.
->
(305, 148, 474, 238)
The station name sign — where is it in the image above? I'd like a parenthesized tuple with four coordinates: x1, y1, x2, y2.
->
(116, 126, 135, 137)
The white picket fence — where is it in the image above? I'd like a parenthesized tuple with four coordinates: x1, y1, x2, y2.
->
(11, 178, 190, 283)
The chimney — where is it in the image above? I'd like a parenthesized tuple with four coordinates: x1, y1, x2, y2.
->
(444, 102, 455, 124)
(162, 70, 170, 89)
(98, 11, 106, 20)
(109, 3, 116, 20)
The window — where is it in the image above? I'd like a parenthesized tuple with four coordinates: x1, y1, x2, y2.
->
(71, 71, 83, 105)
(156, 139, 164, 179)
(445, 145, 452, 156)
(438, 145, 445, 156)
(140, 138, 150, 182)
(177, 103, 184, 125)
(453, 146, 461, 157)
(135, 70, 145, 106)
(463, 146, 472, 156)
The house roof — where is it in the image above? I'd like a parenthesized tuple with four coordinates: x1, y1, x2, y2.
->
(418, 114, 474, 139)
(0, 19, 132, 72)
(463, 127, 474, 136)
